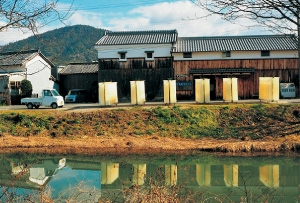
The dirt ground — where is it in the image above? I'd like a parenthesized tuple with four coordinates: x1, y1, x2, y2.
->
(1, 134, 299, 155)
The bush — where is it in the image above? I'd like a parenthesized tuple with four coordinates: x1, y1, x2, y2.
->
(20, 79, 32, 97)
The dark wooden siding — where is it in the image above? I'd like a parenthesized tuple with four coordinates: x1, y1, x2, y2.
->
(99, 58, 174, 100)
(174, 59, 298, 99)
(60, 73, 98, 102)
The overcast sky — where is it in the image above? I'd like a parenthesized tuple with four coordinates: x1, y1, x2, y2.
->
(0, 0, 285, 46)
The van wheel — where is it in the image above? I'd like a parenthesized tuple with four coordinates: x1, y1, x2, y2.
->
(51, 103, 58, 109)
(27, 103, 33, 109)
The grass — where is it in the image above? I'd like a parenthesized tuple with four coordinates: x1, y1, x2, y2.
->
(0, 103, 300, 140)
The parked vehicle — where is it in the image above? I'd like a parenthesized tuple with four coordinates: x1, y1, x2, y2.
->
(65, 89, 88, 103)
(21, 89, 64, 109)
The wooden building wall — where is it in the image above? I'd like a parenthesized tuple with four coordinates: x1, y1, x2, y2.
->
(174, 59, 298, 99)
(60, 73, 98, 102)
(99, 58, 173, 100)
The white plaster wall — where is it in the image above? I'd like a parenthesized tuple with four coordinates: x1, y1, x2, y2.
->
(173, 50, 298, 61)
(271, 50, 298, 58)
(95, 44, 173, 59)
(9, 75, 25, 82)
(25, 55, 54, 95)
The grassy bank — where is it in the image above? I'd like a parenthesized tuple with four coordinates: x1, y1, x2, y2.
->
(1, 103, 300, 140)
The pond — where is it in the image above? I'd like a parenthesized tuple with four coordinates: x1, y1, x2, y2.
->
(0, 153, 299, 202)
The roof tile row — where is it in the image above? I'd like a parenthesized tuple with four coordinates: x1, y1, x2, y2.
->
(0, 50, 38, 66)
(59, 63, 98, 75)
(95, 30, 178, 45)
(95, 30, 297, 52)
(174, 35, 297, 52)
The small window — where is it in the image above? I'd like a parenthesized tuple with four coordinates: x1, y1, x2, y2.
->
(222, 51, 231, 57)
(10, 81, 20, 90)
(147, 52, 153, 58)
(183, 52, 192, 58)
(261, 50, 270, 57)
(118, 51, 127, 60)
(120, 53, 126, 59)
(145, 51, 154, 59)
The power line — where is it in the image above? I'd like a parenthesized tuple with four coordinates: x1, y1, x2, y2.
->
(59, 0, 178, 11)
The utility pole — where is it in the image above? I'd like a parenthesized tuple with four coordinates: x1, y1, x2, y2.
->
(297, 8, 300, 97)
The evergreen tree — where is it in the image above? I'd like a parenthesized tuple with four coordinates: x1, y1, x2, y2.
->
(20, 80, 32, 97)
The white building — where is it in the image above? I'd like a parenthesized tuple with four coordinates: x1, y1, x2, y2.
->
(94, 30, 177, 62)
(0, 50, 56, 104)
(94, 30, 298, 99)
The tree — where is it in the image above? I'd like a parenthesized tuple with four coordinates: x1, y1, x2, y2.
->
(0, 0, 71, 104)
(0, 0, 72, 70)
(0, 0, 71, 33)
(192, 0, 300, 96)
(20, 79, 32, 97)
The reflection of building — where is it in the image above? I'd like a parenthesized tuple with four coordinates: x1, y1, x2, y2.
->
(224, 165, 238, 187)
(259, 165, 279, 188)
(165, 164, 177, 186)
(28, 158, 66, 186)
(2, 155, 300, 203)
(0, 158, 66, 192)
(29, 158, 66, 186)
(132, 164, 146, 185)
(196, 164, 211, 187)
(101, 162, 119, 185)
(11, 162, 26, 174)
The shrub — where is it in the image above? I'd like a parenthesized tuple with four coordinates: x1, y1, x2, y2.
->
(20, 79, 32, 97)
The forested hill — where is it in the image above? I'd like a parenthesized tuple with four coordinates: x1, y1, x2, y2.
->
(2, 25, 105, 65)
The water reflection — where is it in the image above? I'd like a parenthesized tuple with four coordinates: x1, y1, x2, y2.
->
(132, 164, 146, 185)
(0, 153, 299, 202)
(101, 162, 119, 185)
(259, 165, 280, 188)
(165, 164, 177, 186)
(224, 165, 238, 187)
(28, 158, 66, 186)
(196, 164, 211, 187)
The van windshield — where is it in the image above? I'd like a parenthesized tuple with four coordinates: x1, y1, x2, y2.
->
(51, 90, 60, 96)
(68, 91, 79, 95)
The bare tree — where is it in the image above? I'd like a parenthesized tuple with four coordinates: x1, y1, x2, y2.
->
(192, 0, 300, 96)
(0, 0, 71, 33)
(0, 0, 72, 105)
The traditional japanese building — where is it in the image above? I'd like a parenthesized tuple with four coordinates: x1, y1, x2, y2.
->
(95, 30, 298, 100)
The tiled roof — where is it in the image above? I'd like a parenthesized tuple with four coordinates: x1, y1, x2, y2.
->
(0, 50, 38, 66)
(173, 35, 298, 52)
(95, 30, 178, 45)
(59, 62, 98, 75)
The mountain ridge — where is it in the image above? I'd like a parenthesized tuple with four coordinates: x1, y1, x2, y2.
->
(2, 25, 105, 65)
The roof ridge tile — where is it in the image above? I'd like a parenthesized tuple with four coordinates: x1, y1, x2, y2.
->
(106, 30, 177, 36)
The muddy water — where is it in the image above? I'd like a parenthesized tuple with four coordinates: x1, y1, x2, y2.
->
(0, 153, 299, 202)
